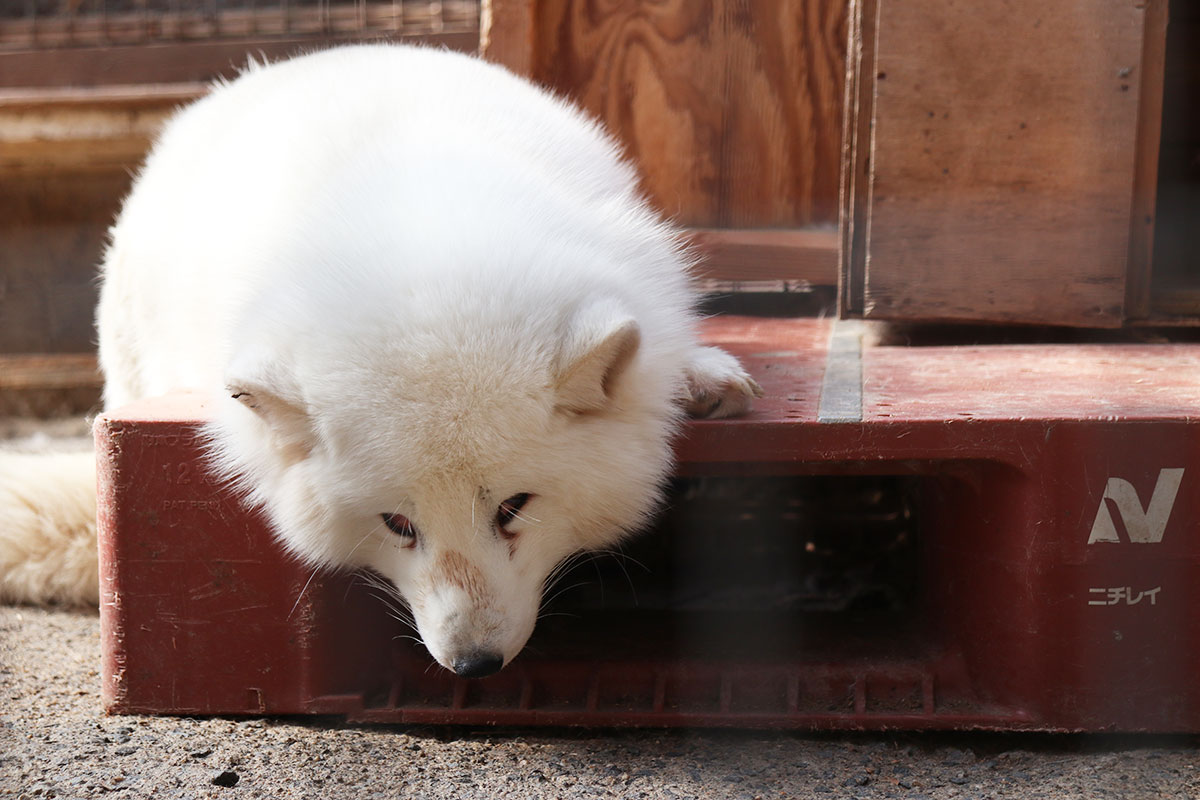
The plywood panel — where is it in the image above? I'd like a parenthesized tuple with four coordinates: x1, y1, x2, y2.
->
(686, 228, 838, 283)
(531, 0, 846, 229)
(847, 0, 1161, 327)
(481, 0, 535, 76)
(1124, 0, 1170, 320)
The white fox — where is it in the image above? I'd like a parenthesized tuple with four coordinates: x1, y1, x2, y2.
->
(0, 45, 760, 677)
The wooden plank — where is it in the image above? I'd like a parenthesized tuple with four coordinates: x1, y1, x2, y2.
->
(0, 354, 100, 390)
(1124, 0, 1170, 321)
(837, 0, 877, 316)
(530, 0, 846, 229)
(0, 31, 478, 88)
(0, 354, 101, 417)
(0, 86, 198, 173)
(0, 1, 479, 50)
(0, 86, 206, 175)
(0, 84, 205, 111)
(850, 0, 1157, 327)
(686, 228, 838, 284)
(480, 0, 535, 76)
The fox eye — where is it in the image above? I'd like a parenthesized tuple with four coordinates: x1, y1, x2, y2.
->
(381, 512, 417, 547)
(495, 493, 532, 535)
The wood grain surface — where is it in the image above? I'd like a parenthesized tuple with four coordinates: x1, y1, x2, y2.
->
(1124, 0, 1169, 320)
(844, 0, 1162, 327)
(0, 354, 102, 415)
(481, 0, 535, 76)
(530, 0, 846, 229)
(686, 227, 837, 283)
(0, 354, 100, 391)
(837, 0, 875, 315)
(0, 85, 196, 174)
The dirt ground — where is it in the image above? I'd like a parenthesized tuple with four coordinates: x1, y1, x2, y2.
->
(3, 418, 1200, 799)
(3, 605, 1200, 800)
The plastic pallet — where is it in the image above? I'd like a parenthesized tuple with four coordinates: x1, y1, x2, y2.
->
(97, 316, 1200, 730)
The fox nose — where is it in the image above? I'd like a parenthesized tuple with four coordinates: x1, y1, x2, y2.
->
(451, 651, 504, 679)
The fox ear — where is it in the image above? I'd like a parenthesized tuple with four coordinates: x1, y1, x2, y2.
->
(555, 301, 641, 413)
(225, 361, 314, 458)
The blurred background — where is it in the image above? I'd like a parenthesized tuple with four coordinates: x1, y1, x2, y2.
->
(1, 0, 1196, 414)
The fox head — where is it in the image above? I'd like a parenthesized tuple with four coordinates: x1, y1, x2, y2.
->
(209, 298, 683, 677)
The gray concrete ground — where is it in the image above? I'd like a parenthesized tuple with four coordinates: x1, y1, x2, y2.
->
(4, 603, 1200, 799)
(3, 418, 1200, 799)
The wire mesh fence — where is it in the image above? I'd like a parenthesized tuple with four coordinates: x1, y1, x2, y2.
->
(0, 0, 478, 50)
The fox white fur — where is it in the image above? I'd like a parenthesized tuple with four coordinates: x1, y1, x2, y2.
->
(0, 45, 760, 675)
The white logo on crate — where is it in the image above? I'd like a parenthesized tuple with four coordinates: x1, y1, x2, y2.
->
(1088, 468, 1185, 544)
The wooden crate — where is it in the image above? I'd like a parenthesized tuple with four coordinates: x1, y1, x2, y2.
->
(840, 0, 1175, 327)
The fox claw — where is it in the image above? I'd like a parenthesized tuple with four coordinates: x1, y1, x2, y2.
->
(683, 347, 763, 419)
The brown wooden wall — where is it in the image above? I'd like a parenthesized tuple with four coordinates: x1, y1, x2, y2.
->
(0, 29, 476, 356)
(528, 0, 847, 230)
(1, 172, 130, 353)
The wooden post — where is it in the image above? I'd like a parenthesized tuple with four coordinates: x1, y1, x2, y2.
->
(480, 0, 536, 76)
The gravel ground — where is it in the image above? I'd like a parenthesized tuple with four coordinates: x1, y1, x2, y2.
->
(4, 418, 1200, 799)
(3, 604, 1200, 800)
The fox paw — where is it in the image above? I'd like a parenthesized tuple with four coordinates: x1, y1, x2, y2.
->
(683, 346, 764, 419)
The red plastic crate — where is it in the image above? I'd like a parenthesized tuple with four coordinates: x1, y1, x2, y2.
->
(96, 316, 1200, 730)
